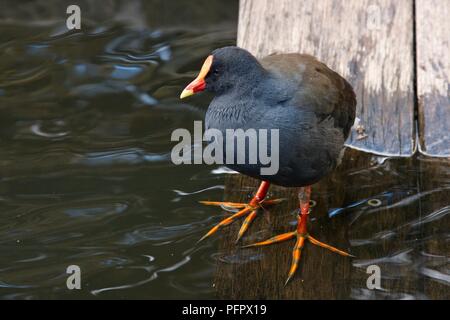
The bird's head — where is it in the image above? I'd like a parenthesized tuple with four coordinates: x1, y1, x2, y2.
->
(180, 46, 264, 98)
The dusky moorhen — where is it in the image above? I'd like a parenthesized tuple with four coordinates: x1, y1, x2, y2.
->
(180, 46, 356, 284)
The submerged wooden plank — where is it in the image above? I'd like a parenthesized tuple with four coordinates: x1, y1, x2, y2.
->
(214, 150, 423, 299)
(215, 150, 355, 299)
(418, 157, 450, 299)
(237, 0, 415, 156)
(416, 0, 450, 157)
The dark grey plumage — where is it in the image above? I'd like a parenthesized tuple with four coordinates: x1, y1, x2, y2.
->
(204, 46, 356, 187)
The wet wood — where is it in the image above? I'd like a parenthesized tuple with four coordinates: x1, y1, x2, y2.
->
(214, 157, 450, 300)
(237, 0, 415, 156)
(214, 151, 354, 299)
(416, 0, 450, 157)
(347, 155, 420, 299)
(418, 157, 450, 299)
(214, 150, 425, 299)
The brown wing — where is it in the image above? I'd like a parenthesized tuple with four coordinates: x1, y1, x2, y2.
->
(260, 53, 356, 140)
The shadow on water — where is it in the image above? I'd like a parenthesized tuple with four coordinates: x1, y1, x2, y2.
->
(0, 0, 448, 299)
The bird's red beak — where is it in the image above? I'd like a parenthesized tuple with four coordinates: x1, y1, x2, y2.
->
(180, 55, 213, 99)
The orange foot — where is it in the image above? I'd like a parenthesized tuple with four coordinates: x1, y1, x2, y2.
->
(243, 186, 353, 284)
(198, 181, 284, 243)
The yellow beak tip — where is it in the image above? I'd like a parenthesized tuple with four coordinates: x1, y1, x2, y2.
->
(180, 89, 194, 99)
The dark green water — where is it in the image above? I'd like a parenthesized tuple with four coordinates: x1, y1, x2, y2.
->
(0, 0, 238, 299)
(0, 0, 448, 300)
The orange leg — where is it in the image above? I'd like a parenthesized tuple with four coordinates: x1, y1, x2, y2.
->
(198, 181, 284, 243)
(244, 186, 353, 285)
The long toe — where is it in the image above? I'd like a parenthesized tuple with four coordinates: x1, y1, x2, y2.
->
(235, 209, 258, 243)
(242, 231, 296, 248)
(197, 206, 253, 243)
(307, 235, 354, 257)
(285, 235, 306, 285)
(199, 201, 248, 209)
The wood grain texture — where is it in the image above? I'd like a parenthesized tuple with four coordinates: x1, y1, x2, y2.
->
(237, 0, 415, 156)
(416, 0, 450, 157)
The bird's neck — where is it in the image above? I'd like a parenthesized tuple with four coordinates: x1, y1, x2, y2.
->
(230, 67, 271, 99)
